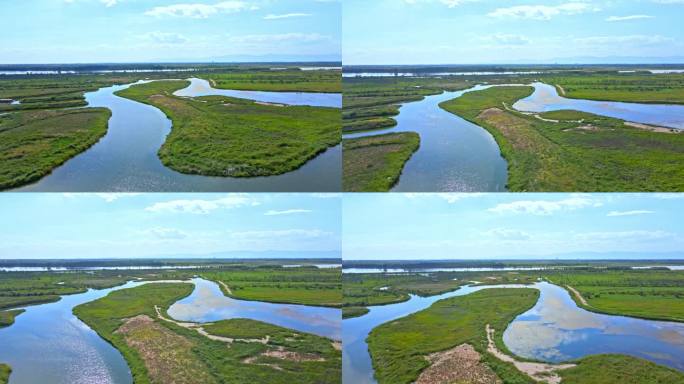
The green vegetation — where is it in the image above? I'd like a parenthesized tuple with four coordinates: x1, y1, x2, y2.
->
(367, 288, 540, 384)
(548, 269, 684, 322)
(549, 74, 684, 104)
(441, 86, 684, 191)
(343, 132, 419, 192)
(560, 354, 684, 384)
(202, 267, 342, 307)
(342, 271, 540, 318)
(0, 309, 24, 328)
(0, 108, 111, 189)
(75, 283, 341, 384)
(200, 69, 341, 93)
(0, 364, 10, 384)
(116, 80, 341, 177)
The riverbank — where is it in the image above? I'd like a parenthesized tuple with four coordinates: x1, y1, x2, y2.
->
(0, 364, 9, 384)
(343, 132, 420, 192)
(441, 86, 684, 191)
(116, 80, 341, 178)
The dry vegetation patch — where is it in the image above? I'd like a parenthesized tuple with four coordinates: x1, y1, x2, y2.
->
(416, 344, 501, 384)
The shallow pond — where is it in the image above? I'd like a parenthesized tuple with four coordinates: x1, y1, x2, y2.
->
(14, 81, 341, 192)
(174, 78, 342, 108)
(0, 281, 145, 384)
(344, 86, 507, 192)
(513, 82, 684, 129)
(167, 278, 341, 340)
(504, 282, 684, 371)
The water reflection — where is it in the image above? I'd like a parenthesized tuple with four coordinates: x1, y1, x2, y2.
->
(344, 85, 507, 192)
(504, 282, 684, 370)
(513, 82, 684, 130)
(174, 78, 342, 108)
(167, 278, 341, 340)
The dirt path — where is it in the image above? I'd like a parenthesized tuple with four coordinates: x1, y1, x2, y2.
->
(565, 286, 589, 306)
(217, 280, 233, 295)
(555, 84, 566, 96)
(624, 121, 680, 134)
(486, 324, 574, 384)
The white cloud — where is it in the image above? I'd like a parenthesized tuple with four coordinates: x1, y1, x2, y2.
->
(483, 228, 531, 241)
(264, 13, 311, 20)
(606, 210, 654, 217)
(651, 0, 684, 3)
(483, 33, 530, 45)
(145, 1, 257, 18)
(229, 229, 331, 240)
(64, 0, 120, 6)
(141, 227, 189, 239)
(575, 230, 673, 241)
(264, 209, 312, 216)
(145, 195, 259, 214)
(574, 35, 673, 45)
(404, 0, 479, 7)
(488, 196, 602, 215)
(141, 32, 189, 44)
(488, 3, 597, 20)
(606, 15, 654, 22)
(228, 33, 329, 43)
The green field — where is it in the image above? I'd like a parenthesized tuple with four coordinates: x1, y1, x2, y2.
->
(343, 132, 419, 192)
(0, 108, 111, 189)
(0, 364, 9, 384)
(74, 283, 340, 384)
(116, 80, 341, 177)
(549, 73, 684, 104)
(560, 354, 684, 384)
(342, 271, 540, 318)
(548, 269, 684, 322)
(201, 267, 342, 307)
(367, 288, 540, 384)
(441, 86, 684, 191)
(0, 309, 24, 328)
(200, 69, 341, 93)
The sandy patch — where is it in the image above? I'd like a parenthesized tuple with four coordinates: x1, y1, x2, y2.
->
(555, 85, 566, 96)
(486, 325, 574, 384)
(565, 286, 589, 306)
(625, 121, 680, 134)
(255, 101, 286, 107)
(218, 280, 233, 295)
(332, 341, 342, 351)
(416, 344, 501, 384)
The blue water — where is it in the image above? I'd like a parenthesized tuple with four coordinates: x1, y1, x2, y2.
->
(344, 85, 508, 192)
(14, 80, 341, 192)
(514, 82, 684, 130)
(174, 78, 342, 108)
(167, 278, 341, 340)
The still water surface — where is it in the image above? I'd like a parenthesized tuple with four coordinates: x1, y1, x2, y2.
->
(14, 80, 341, 192)
(167, 278, 341, 340)
(513, 82, 684, 130)
(344, 85, 507, 192)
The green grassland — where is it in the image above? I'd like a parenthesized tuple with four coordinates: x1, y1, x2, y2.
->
(549, 73, 684, 104)
(199, 69, 341, 93)
(342, 271, 540, 318)
(116, 80, 341, 177)
(74, 283, 341, 384)
(343, 132, 419, 192)
(440, 86, 684, 191)
(0, 108, 111, 189)
(367, 288, 540, 384)
(0, 364, 9, 384)
(547, 269, 684, 322)
(201, 267, 342, 307)
(560, 354, 684, 384)
(0, 309, 24, 328)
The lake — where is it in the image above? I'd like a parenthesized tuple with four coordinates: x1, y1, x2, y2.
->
(344, 86, 507, 192)
(13, 80, 341, 192)
(513, 82, 684, 130)
(167, 278, 341, 340)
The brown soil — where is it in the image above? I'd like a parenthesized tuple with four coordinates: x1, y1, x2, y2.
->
(624, 121, 680, 134)
(415, 344, 501, 384)
(115, 315, 216, 384)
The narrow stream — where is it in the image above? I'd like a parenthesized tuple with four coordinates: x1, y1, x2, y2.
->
(513, 82, 684, 129)
(14, 80, 341, 192)
(344, 85, 507, 192)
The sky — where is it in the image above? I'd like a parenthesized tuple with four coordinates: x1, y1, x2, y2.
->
(0, 193, 341, 259)
(0, 0, 341, 64)
(344, 0, 684, 65)
(343, 193, 684, 260)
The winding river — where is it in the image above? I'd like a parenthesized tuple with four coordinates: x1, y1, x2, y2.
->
(0, 278, 341, 383)
(514, 82, 684, 130)
(14, 79, 341, 192)
(343, 282, 684, 384)
(344, 86, 508, 192)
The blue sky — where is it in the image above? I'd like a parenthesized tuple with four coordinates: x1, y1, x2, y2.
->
(0, 0, 341, 64)
(0, 193, 341, 259)
(343, 193, 684, 260)
(344, 0, 684, 65)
